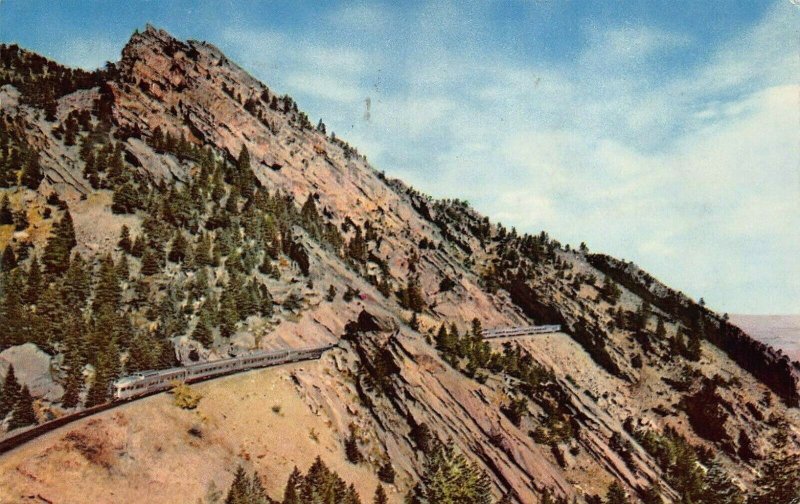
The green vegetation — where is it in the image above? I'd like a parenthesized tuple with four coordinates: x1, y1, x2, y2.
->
(171, 382, 202, 410)
(0, 365, 38, 430)
(630, 426, 745, 504)
(405, 440, 493, 504)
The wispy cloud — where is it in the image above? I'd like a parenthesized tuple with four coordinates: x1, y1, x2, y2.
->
(20, 0, 796, 313)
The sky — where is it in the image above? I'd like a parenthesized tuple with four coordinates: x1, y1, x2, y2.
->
(1, 1, 798, 314)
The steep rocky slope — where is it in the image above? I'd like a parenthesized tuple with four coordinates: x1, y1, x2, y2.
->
(0, 26, 798, 503)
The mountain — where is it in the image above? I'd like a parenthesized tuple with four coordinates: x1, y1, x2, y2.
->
(0, 26, 797, 503)
(729, 315, 800, 363)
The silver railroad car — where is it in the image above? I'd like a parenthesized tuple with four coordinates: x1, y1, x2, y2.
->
(112, 344, 335, 401)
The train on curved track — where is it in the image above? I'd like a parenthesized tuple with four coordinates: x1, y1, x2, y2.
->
(112, 344, 337, 400)
(0, 343, 336, 455)
(0, 324, 558, 455)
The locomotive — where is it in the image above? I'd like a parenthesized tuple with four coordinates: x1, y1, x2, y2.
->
(112, 344, 336, 401)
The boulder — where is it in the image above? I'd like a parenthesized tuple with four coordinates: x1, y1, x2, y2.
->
(0, 343, 64, 401)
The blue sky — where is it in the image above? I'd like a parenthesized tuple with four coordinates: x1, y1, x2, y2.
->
(1, 1, 798, 314)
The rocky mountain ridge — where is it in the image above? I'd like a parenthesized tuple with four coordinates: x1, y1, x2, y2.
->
(0, 26, 797, 503)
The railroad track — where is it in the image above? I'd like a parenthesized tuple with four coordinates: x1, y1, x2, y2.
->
(0, 344, 336, 456)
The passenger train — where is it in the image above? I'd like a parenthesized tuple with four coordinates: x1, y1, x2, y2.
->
(481, 324, 562, 339)
(112, 344, 336, 401)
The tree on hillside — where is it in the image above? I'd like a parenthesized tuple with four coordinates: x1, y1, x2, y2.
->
(20, 152, 43, 189)
(42, 211, 76, 275)
(373, 485, 388, 504)
(112, 181, 140, 214)
(0, 195, 12, 225)
(748, 453, 800, 504)
(23, 255, 42, 305)
(224, 465, 269, 504)
(191, 309, 214, 347)
(0, 271, 27, 348)
(282, 466, 303, 504)
(0, 365, 21, 418)
(345, 429, 362, 464)
(168, 230, 188, 263)
(61, 329, 85, 409)
(377, 461, 395, 484)
(118, 225, 132, 253)
(92, 254, 121, 312)
(702, 462, 744, 504)
(411, 440, 492, 504)
(8, 385, 37, 429)
(606, 482, 629, 504)
(85, 336, 120, 407)
(1, 244, 16, 271)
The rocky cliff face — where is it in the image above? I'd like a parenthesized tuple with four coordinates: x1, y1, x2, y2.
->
(0, 26, 797, 503)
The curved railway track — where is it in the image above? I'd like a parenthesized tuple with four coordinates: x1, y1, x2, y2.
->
(0, 325, 556, 456)
(0, 344, 336, 456)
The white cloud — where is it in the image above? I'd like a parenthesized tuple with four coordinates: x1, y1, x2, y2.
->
(583, 24, 692, 62)
(214, 2, 799, 313)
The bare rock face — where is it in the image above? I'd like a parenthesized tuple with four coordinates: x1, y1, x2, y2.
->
(0, 344, 64, 401)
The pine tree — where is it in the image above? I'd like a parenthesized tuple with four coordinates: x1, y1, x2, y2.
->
(61, 315, 85, 408)
(92, 254, 121, 312)
(8, 385, 37, 429)
(195, 232, 212, 267)
(641, 485, 663, 504)
(126, 333, 158, 374)
(283, 466, 303, 504)
(168, 230, 188, 263)
(0, 365, 21, 418)
(116, 254, 130, 281)
(85, 336, 120, 407)
(702, 463, 743, 504)
(112, 181, 140, 214)
(655, 318, 666, 339)
(420, 441, 493, 504)
(373, 485, 388, 504)
(62, 253, 90, 307)
(141, 247, 161, 276)
(605, 481, 629, 504)
(1, 244, 16, 271)
(42, 211, 76, 275)
(226, 465, 249, 504)
(219, 289, 239, 338)
(0, 271, 27, 347)
(258, 284, 273, 317)
(345, 430, 362, 464)
(378, 462, 395, 484)
(192, 309, 214, 347)
(118, 225, 132, 253)
(61, 342, 84, 409)
(0, 194, 12, 225)
(749, 453, 800, 504)
(20, 153, 43, 189)
(23, 255, 42, 305)
(686, 332, 702, 361)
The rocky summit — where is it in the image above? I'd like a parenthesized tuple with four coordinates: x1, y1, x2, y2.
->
(0, 26, 797, 504)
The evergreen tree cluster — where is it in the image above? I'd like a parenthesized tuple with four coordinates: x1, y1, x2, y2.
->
(630, 425, 746, 503)
(280, 457, 362, 504)
(0, 44, 109, 120)
(0, 365, 38, 430)
(405, 440, 493, 504)
(0, 115, 43, 189)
